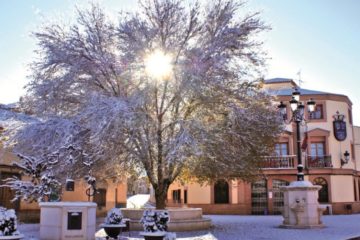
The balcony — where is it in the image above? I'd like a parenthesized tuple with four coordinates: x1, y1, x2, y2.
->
(262, 155, 296, 169)
(306, 155, 332, 168)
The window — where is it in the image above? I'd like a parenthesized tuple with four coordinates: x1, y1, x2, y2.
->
(172, 189, 181, 203)
(310, 104, 324, 119)
(354, 179, 358, 202)
(348, 109, 353, 125)
(308, 142, 328, 167)
(279, 105, 288, 120)
(283, 107, 288, 120)
(313, 177, 329, 203)
(310, 142, 325, 157)
(214, 180, 229, 204)
(359, 179, 360, 202)
(351, 143, 355, 160)
(274, 143, 288, 156)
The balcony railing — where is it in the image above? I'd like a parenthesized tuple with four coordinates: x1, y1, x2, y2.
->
(262, 155, 333, 169)
(262, 155, 296, 169)
(306, 155, 332, 168)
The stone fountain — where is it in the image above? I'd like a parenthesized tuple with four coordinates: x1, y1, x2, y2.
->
(121, 207, 211, 231)
(280, 181, 326, 229)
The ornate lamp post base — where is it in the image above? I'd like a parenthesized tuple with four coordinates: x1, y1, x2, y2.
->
(280, 181, 326, 229)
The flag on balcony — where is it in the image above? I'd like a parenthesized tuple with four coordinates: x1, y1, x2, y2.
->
(301, 132, 308, 151)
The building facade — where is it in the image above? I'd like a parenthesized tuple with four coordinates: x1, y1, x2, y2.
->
(0, 104, 127, 221)
(167, 78, 360, 215)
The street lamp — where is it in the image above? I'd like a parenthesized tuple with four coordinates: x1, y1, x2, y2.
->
(277, 88, 316, 181)
(341, 150, 350, 166)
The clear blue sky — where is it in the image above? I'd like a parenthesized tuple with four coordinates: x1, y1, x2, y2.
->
(0, 0, 359, 124)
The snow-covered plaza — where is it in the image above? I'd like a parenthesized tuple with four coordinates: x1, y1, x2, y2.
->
(19, 214, 360, 240)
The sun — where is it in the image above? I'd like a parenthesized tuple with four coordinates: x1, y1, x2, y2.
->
(144, 50, 172, 80)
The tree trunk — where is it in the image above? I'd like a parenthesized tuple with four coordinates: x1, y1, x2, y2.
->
(154, 183, 169, 209)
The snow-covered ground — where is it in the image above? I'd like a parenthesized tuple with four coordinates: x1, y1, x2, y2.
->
(18, 214, 360, 240)
(126, 194, 152, 209)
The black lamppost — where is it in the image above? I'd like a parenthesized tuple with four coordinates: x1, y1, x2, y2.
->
(278, 89, 316, 181)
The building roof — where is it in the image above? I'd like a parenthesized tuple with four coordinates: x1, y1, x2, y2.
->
(264, 78, 352, 105)
(265, 87, 352, 106)
(264, 78, 295, 84)
(270, 87, 335, 96)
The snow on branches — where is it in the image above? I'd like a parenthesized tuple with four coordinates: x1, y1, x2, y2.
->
(0, 107, 96, 202)
(5, 0, 282, 208)
(3, 146, 87, 203)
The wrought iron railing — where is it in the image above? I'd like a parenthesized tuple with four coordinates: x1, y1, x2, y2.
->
(306, 155, 332, 168)
(262, 155, 333, 169)
(262, 155, 296, 169)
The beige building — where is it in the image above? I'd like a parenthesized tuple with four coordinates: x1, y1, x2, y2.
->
(0, 105, 127, 221)
(167, 78, 360, 215)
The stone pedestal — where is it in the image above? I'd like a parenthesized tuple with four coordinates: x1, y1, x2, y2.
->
(280, 181, 326, 229)
(39, 202, 97, 240)
(121, 208, 211, 231)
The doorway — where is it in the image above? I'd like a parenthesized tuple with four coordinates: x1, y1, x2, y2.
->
(251, 179, 268, 215)
(0, 172, 20, 210)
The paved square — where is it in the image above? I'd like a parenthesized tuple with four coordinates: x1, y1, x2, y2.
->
(19, 214, 360, 240)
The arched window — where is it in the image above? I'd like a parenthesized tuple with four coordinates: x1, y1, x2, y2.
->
(313, 177, 329, 203)
(214, 180, 229, 204)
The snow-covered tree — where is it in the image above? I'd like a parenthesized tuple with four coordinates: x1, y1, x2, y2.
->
(6, 0, 282, 209)
(0, 106, 95, 202)
(4, 153, 61, 202)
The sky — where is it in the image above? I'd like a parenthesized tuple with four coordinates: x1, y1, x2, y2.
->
(0, 0, 359, 124)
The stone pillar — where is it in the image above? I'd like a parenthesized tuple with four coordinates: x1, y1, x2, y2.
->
(280, 181, 326, 229)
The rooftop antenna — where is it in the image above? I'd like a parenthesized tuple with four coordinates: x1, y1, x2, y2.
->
(296, 70, 304, 87)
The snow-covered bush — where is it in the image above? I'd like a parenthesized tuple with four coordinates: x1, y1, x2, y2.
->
(105, 208, 123, 225)
(140, 209, 169, 232)
(0, 207, 20, 236)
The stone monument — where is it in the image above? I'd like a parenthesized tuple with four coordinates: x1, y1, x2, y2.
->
(39, 202, 97, 240)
